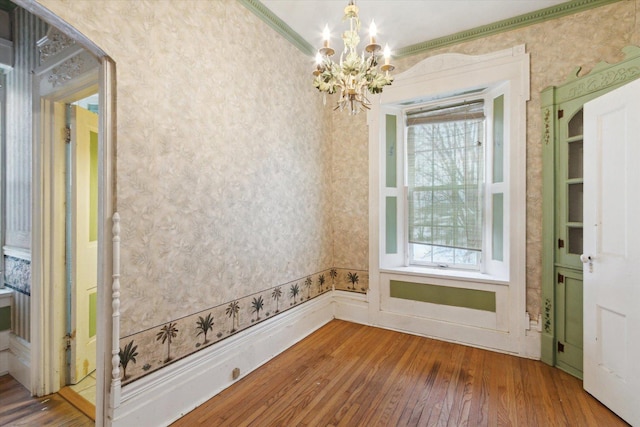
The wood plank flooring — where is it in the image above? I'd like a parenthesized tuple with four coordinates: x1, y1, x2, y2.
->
(172, 320, 628, 427)
(0, 320, 628, 426)
(0, 375, 93, 426)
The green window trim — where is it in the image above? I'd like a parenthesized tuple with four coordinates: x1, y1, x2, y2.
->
(385, 114, 397, 188)
(385, 197, 398, 254)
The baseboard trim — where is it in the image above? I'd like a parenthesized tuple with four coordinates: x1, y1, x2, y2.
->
(8, 334, 30, 389)
(332, 290, 369, 325)
(111, 293, 334, 427)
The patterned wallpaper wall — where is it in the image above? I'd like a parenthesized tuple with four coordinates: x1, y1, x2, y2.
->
(329, 0, 640, 319)
(36, 0, 338, 339)
(35, 0, 640, 385)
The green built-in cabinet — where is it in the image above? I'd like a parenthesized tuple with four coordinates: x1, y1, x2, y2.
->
(541, 46, 640, 379)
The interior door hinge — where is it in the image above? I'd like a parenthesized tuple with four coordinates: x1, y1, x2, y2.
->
(557, 109, 564, 119)
(557, 273, 564, 284)
(558, 238, 564, 249)
(64, 126, 71, 144)
(557, 341, 565, 353)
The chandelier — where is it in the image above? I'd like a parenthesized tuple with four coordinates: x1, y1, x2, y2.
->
(312, 0, 394, 115)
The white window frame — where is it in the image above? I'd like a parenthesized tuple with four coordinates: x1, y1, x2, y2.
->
(367, 45, 529, 355)
(405, 94, 490, 272)
(370, 46, 528, 283)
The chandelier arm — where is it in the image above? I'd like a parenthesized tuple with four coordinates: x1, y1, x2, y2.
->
(312, 0, 394, 114)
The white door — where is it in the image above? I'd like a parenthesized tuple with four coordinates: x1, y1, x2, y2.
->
(69, 105, 99, 384)
(583, 78, 640, 426)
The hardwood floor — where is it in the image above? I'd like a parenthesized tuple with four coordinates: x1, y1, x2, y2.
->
(173, 320, 628, 427)
(0, 375, 93, 427)
(0, 320, 628, 426)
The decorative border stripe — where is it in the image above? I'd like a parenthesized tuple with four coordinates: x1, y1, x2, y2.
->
(239, 0, 624, 59)
(118, 266, 367, 385)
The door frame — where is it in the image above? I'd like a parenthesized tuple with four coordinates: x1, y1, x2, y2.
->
(16, 2, 117, 425)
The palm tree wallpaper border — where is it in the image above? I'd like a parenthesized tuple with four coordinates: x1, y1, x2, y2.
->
(118, 267, 368, 385)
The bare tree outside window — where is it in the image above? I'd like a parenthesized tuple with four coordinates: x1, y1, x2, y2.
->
(407, 101, 485, 268)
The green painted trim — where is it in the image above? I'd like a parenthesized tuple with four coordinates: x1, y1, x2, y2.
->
(0, 306, 11, 331)
(89, 292, 97, 338)
(492, 193, 504, 262)
(395, 0, 624, 58)
(547, 45, 640, 104)
(492, 95, 504, 184)
(540, 332, 555, 366)
(385, 197, 398, 254)
(541, 87, 557, 364)
(390, 280, 496, 312)
(237, 0, 315, 57)
(239, 0, 623, 58)
(540, 45, 640, 372)
(385, 114, 397, 188)
(556, 359, 584, 380)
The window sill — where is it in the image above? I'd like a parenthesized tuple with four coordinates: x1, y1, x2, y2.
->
(379, 266, 509, 286)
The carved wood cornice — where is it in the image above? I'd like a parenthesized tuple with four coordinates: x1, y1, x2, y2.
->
(38, 27, 76, 65)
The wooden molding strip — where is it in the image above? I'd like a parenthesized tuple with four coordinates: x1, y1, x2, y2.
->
(395, 0, 625, 58)
(58, 386, 96, 421)
(239, 0, 624, 59)
(238, 0, 315, 56)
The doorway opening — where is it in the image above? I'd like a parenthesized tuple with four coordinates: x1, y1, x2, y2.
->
(20, 9, 116, 424)
(56, 94, 100, 419)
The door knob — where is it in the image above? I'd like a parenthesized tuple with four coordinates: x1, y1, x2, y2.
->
(580, 254, 593, 263)
(580, 254, 594, 272)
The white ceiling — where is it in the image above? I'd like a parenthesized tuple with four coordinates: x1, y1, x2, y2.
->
(261, 0, 569, 54)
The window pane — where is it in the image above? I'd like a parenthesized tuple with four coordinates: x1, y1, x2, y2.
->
(407, 104, 485, 268)
(410, 242, 481, 267)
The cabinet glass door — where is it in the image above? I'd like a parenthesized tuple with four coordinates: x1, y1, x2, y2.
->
(557, 107, 584, 268)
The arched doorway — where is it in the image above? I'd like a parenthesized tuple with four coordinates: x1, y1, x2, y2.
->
(9, 1, 116, 425)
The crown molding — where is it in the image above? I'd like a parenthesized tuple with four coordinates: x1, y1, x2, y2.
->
(239, 0, 625, 59)
(238, 0, 315, 56)
(395, 0, 625, 58)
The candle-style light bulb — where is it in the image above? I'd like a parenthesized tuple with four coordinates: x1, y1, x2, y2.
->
(323, 25, 331, 48)
(383, 44, 391, 65)
(315, 52, 323, 65)
(369, 20, 377, 44)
